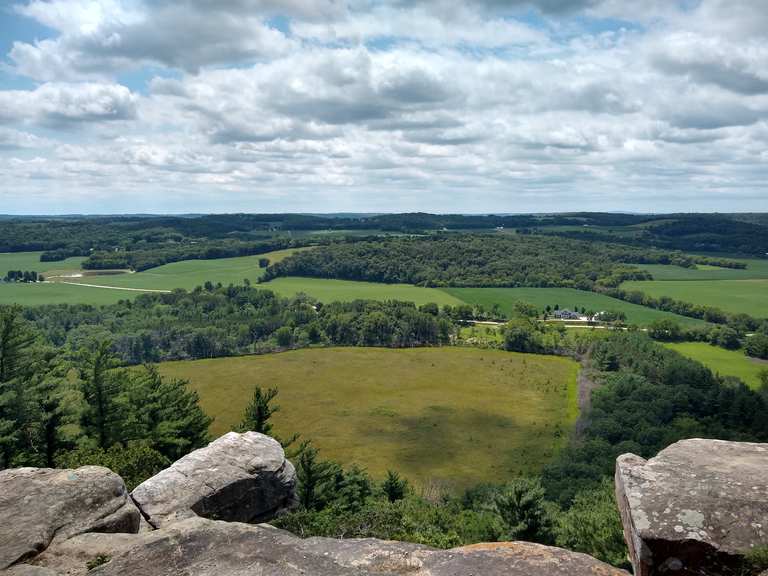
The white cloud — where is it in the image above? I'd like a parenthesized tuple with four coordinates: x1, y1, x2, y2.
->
(1, 0, 767, 212)
(0, 82, 138, 126)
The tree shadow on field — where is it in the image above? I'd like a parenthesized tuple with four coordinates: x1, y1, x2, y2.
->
(360, 405, 541, 486)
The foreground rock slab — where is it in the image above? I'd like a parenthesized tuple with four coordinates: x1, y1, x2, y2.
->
(616, 438, 768, 576)
(0, 466, 140, 569)
(45, 517, 625, 576)
(131, 431, 296, 528)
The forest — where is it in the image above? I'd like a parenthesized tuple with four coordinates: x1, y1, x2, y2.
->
(1, 212, 765, 263)
(21, 286, 455, 364)
(262, 234, 736, 289)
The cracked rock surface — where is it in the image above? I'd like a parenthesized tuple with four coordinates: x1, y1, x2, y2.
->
(0, 466, 140, 570)
(130, 431, 296, 528)
(30, 517, 630, 576)
(616, 438, 768, 576)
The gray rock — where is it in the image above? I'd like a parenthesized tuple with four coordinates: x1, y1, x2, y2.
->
(130, 431, 296, 528)
(25, 532, 143, 576)
(616, 438, 768, 576)
(79, 517, 629, 576)
(0, 466, 140, 570)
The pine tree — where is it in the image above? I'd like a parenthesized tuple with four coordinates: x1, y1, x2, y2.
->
(124, 365, 211, 460)
(237, 386, 279, 435)
(381, 470, 408, 503)
(78, 341, 124, 450)
(0, 306, 35, 468)
(295, 442, 336, 511)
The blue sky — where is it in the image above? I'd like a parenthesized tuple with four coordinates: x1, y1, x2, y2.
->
(0, 0, 767, 214)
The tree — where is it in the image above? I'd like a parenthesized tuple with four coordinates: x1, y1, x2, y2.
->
(746, 333, 768, 360)
(78, 341, 124, 450)
(555, 478, 628, 569)
(504, 319, 541, 353)
(492, 478, 554, 544)
(648, 319, 682, 341)
(0, 306, 35, 467)
(123, 365, 211, 460)
(381, 470, 408, 503)
(512, 301, 538, 319)
(295, 442, 336, 511)
(237, 386, 279, 435)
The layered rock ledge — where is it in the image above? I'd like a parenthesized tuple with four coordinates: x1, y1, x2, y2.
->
(0, 466, 140, 570)
(131, 431, 296, 528)
(616, 438, 768, 576)
(25, 517, 629, 576)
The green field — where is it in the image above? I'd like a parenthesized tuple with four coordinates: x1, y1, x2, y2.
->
(0, 251, 86, 276)
(636, 257, 768, 280)
(664, 342, 766, 390)
(441, 287, 707, 327)
(621, 279, 768, 318)
(159, 347, 579, 489)
(0, 282, 134, 307)
(262, 277, 463, 307)
(0, 249, 303, 306)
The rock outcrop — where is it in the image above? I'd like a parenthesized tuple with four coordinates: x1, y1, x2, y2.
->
(0, 466, 140, 570)
(26, 517, 629, 576)
(131, 431, 296, 528)
(6, 434, 767, 575)
(616, 438, 768, 576)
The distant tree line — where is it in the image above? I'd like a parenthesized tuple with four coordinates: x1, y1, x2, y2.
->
(81, 238, 303, 271)
(3, 270, 39, 283)
(261, 234, 692, 289)
(21, 286, 457, 365)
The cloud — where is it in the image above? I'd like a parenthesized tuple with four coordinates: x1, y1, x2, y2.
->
(651, 33, 768, 95)
(0, 82, 138, 127)
(1, 0, 768, 212)
(11, 0, 296, 79)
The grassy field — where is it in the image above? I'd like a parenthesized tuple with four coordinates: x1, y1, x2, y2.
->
(621, 279, 768, 318)
(636, 257, 768, 280)
(0, 249, 303, 306)
(0, 251, 86, 276)
(664, 342, 766, 390)
(0, 282, 134, 307)
(159, 347, 579, 489)
(441, 287, 706, 327)
(58, 248, 303, 291)
(262, 277, 464, 307)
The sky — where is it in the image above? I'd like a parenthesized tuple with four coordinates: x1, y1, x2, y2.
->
(0, 0, 767, 214)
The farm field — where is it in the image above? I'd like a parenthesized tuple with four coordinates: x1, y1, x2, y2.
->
(262, 277, 463, 307)
(620, 279, 768, 318)
(159, 347, 579, 489)
(664, 342, 766, 390)
(0, 249, 302, 305)
(441, 287, 707, 327)
(0, 281, 131, 306)
(636, 257, 768, 280)
(0, 251, 86, 276)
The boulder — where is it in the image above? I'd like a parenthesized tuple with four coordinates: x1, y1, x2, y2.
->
(616, 438, 768, 576)
(0, 466, 140, 570)
(130, 431, 296, 528)
(70, 517, 630, 576)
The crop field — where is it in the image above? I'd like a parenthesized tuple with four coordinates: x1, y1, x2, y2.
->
(620, 279, 768, 318)
(262, 277, 463, 307)
(636, 257, 768, 280)
(159, 347, 579, 489)
(441, 287, 707, 326)
(0, 249, 303, 306)
(0, 251, 86, 276)
(0, 282, 132, 307)
(664, 342, 766, 390)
